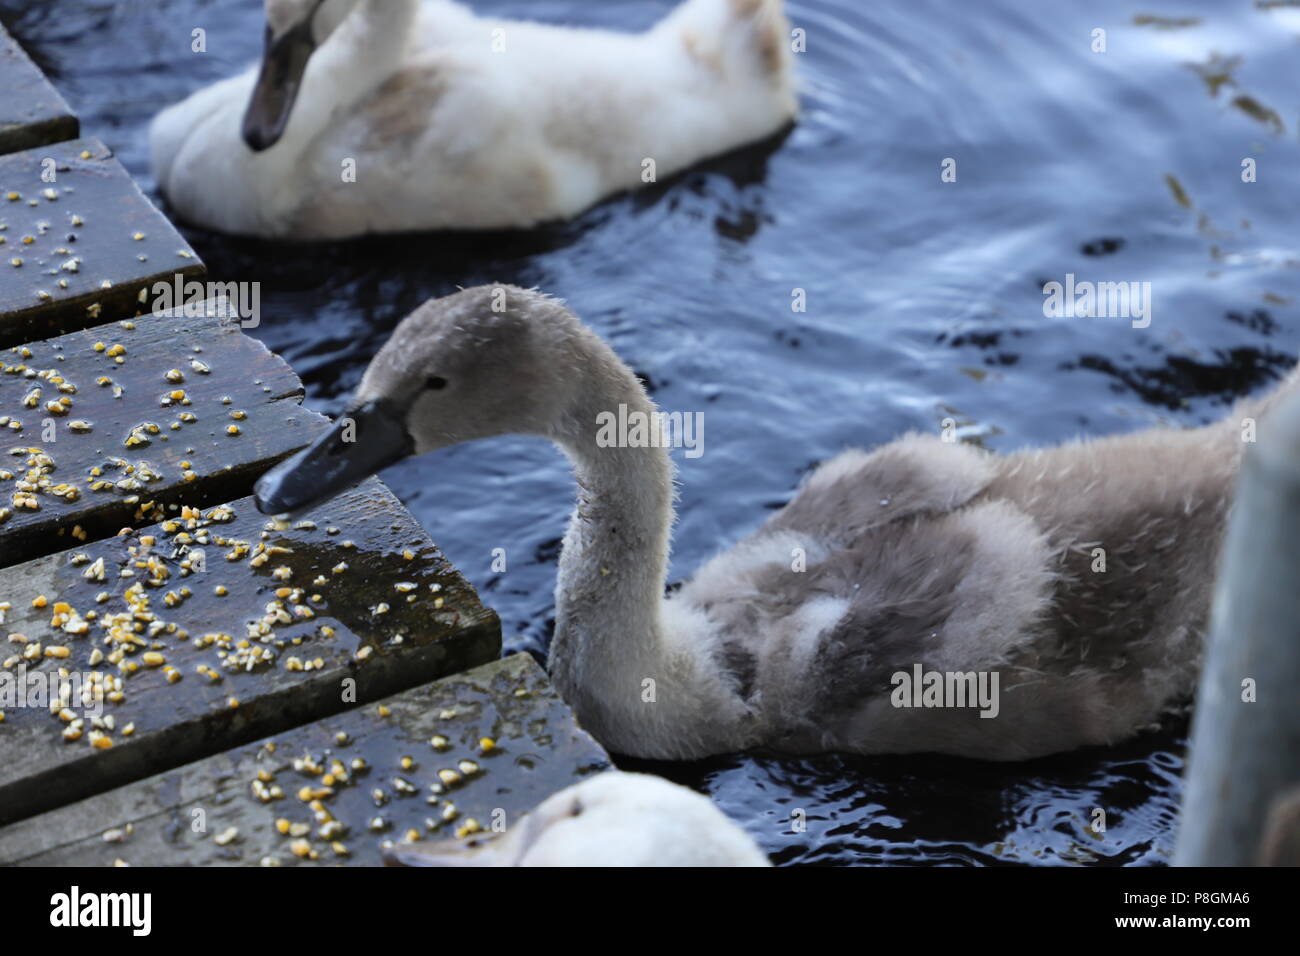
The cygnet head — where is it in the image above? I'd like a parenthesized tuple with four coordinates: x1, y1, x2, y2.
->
(255, 285, 614, 515)
(382, 771, 770, 867)
(243, 0, 363, 151)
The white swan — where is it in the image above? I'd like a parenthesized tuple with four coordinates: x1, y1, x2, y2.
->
(254, 286, 1300, 761)
(149, 0, 797, 238)
(382, 771, 770, 866)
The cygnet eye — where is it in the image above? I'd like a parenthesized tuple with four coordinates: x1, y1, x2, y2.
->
(425, 375, 448, 391)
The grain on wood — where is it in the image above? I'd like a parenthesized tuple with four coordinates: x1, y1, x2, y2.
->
(0, 310, 322, 566)
(0, 475, 501, 826)
(0, 138, 203, 346)
(0, 654, 602, 865)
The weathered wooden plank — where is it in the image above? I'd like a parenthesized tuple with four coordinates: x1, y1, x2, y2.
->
(0, 310, 318, 566)
(0, 137, 203, 346)
(0, 654, 600, 865)
(0, 22, 79, 155)
(0, 475, 501, 827)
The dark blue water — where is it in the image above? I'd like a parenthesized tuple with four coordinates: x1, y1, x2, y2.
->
(6, 0, 1298, 865)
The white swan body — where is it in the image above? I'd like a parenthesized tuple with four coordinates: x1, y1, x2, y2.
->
(149, 0, 796, 237)
(253, 287, 1300, 762)
(383, 771, 770, 866)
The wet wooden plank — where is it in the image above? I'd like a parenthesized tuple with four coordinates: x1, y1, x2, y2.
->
(0, 476, 502, 827)
(0, 137, 203, 347)
(0, 310, 319, 566)
(0, 22, 79, 155)
(0, 654, 600, 865)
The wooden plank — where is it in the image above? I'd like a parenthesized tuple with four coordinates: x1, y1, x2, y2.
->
(0, 22, 79, 155)
(0, 475, 501, 827)
(0, 654, 600, 865)
(0, 310, 318, 566)
(0, 137, 203, 347)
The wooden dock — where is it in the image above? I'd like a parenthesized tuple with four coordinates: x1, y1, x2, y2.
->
(0, 20, 609, 863)
(0, 654, 610, 866)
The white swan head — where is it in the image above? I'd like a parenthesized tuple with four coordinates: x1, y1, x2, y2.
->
(255, 286, 598, 514)
(243, 0, 363, 151)
(381, 771, 770, 867)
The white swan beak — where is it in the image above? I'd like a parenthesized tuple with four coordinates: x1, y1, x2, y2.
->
(254, 399, 414, 515)
(242, 21, 317, 151)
